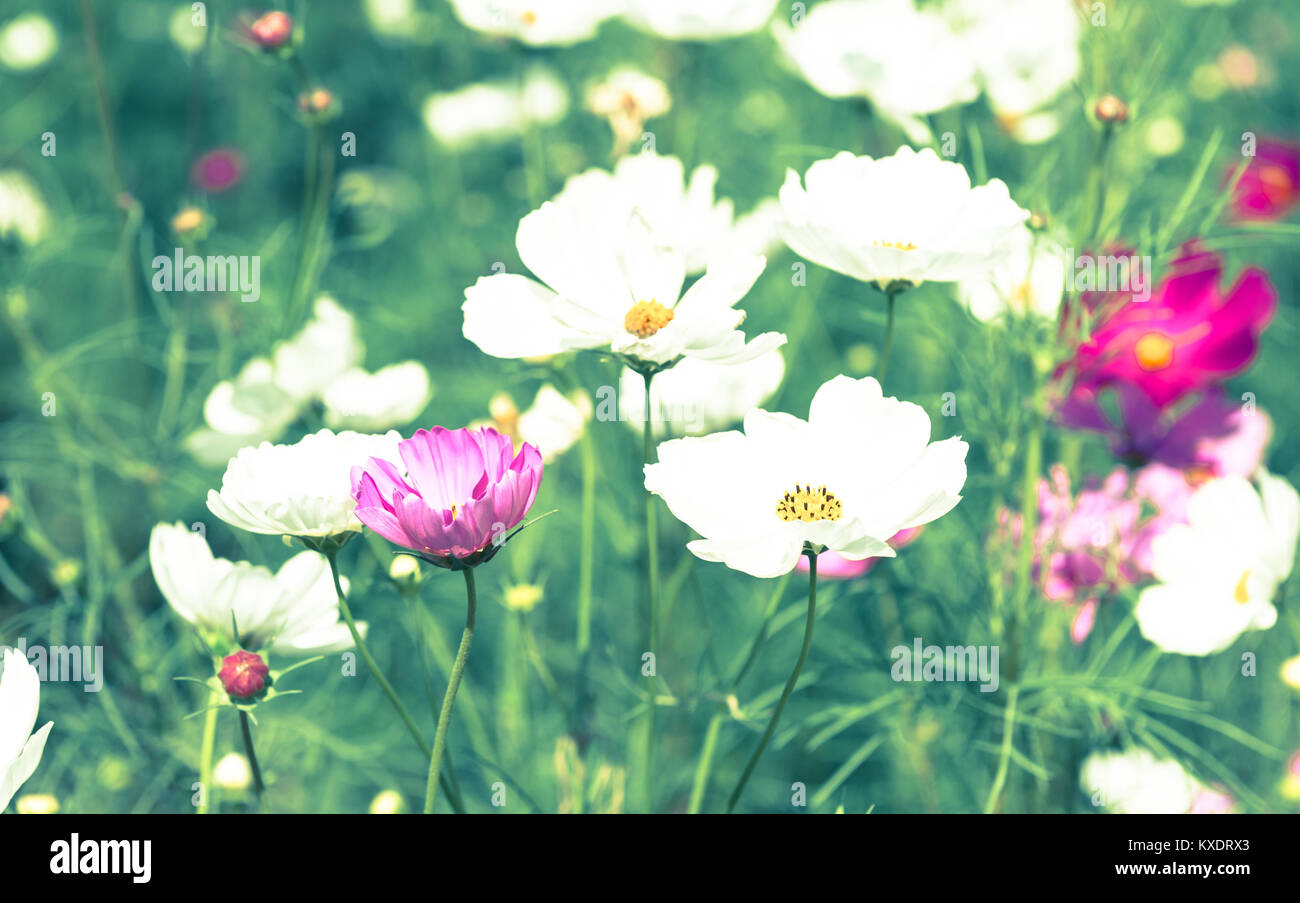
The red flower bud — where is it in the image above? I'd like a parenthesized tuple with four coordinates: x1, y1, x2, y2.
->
(249, 11, 293, 49)
(219, 650, 270, 699)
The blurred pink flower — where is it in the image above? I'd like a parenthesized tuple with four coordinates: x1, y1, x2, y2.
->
(1229, 138, 1300, 222)
(191, 148, 246, 193)
(1057, 385, 1270, 479)
(1061, 244, 1275, 409)
(248, 10, 293, 49)
(351, 426, 543, 569)
(796, 527, 923, 580)
(997, 465, 1192, 642)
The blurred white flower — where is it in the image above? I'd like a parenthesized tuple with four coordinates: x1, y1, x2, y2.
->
(463, 167, 785, 367)
(0, 648, 54, 812)
(726, 198, 788, 261)
(213, 753, 252, 790)
(0, 13, 58, 71)
(322, 362, 433, 431)
(780, 147, 1028, 289)
(423, 67, 569, 150)
(206, 429, 402, 538)
(186, 296, 370, 464)
(518, 386, 592, 462)
(586, 67, 671, 157)
(621, 0, 779, 40)
(479, 386, 592, 463)
(618, 348, 785, 437)
(447, 0, 616, 46)
(369, 788, 406, 813)
(14, 792, 58, 814)
(1080, 748, 1214, 814)
(272, 296, 365, 401)
(150, 522, 362, 655)
(0, 170, 50, 246)
(772, 0, 977, 138)
(644, 375, 967, 578)
(168, 5, 206, 53)
(944, 0, 1080, 142)
(1136, 472, 1299, 656)
(955, 225, 1066, 322)
(364, 0, 432, 39)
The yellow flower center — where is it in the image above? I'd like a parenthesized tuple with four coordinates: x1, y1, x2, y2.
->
(776, 484, 843, 523)
(624, 300, 674, 339)
(1134, 331, 1175, 371)
(520, 10, 538, 25)
(1234, 570, 1251, 604)
(872, 240, 917, 252)
(449, 503, 459, 523)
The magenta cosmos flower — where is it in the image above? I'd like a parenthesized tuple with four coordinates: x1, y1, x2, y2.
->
(191, 148, 246, 193)
(1062, 245, 1275, 408)
(350, 426, 543, 568)
(1229, 138, 1300, 222)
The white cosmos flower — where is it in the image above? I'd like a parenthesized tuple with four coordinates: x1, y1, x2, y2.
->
(586, 68, 671, 156)
(644, 375, 968, 578)
(944, 0, 1080, 142)
(478, 386, 592, 463)
(1135, 472, 1300, 657)
(518, 386, 592, 462)
(423, 67, 569, 150)
(447, 0, 616, 46)
(463, 166, 785, 367)
(772, 0, 977, 137)
(150, 522, 361, 654)
(322, 362, 433, 432)
(0, 13, 58, 71)
(618, 348, 785, 437)
(272, 296, 365, 401)
(621, 0, 779, 40)
(0, 648, 53, 812)
(1080, 748, 1207, 814)
(955, 225, 1066, 322)
(207, 429, 402, 538)
(0, 170, 50, 247)
(780, 147, 1029, 289)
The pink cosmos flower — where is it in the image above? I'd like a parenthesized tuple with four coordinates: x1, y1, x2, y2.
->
(1229, 138, 1300, 222)
(796, 527, 923, 580)
(1057, 384, 1270, 478)
(1061, 245, 1275, 409)
(191, 148, 246, 193)
(248, 11, 293, 49)
(995, 465, 1189, 642)
(350, 426, 543, 569)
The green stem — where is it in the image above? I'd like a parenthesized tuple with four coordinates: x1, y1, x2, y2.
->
(576, 426, 596, 654)
(983, 686, 1019, 813)
(726, 553, 818, 813)
(326, 551, 431, 756)
(328, 550, 465, 812)
(688, 570, 790, 813)
(197, 694, 218, 814)
(425, 568, 478, 813)
(642, 371, 660, 812)
(239, 709, 265, 803)
(878, 289, 897, 384)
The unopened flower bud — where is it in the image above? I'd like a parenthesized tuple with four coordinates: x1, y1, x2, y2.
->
(213, 752, 252, 790)
(369, 789, 406, 814)
(250, 11, 293, 49)
(1094, 94, 1128, 124)
(389, 554, 421, 586)
(16, 793, 59, 814)
(297, 88, 339, 120)
(219, 650, 270, 699)
(171, 205, 207, 238)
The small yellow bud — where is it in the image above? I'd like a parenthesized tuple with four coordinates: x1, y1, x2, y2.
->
(504, 583, 544, 612)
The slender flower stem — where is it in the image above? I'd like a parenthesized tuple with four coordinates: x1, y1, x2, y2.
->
(726, 554, 818, 813)
(576, 427, 597, 655)
(197, 694, 218, 814)
(878, 289, 898, 383)
(983, 685, 1020, 813)
(326, 550, 462, 811)
(325, 551, 431, 756)
(688, 570, 790, 813)
(641, 370, 661, 812)
(239, 709, 266, 803)
(425, 568, 478, 813)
